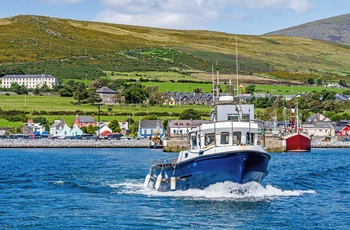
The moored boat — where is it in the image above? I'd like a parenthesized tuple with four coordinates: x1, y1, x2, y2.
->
(285, 131, 311, 152)
(283, 101, 311, 152)
(144, 96, 271, 191)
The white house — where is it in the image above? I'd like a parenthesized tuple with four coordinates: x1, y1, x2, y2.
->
(50, 120, 83, 138)
(167, 120, 208, 138)
(96, 124, 113, 137)
(1, 74, 58, 89)
(302, 122, 335, 137)
(70, 124, 84, 137)
(138, 120, 164, 139)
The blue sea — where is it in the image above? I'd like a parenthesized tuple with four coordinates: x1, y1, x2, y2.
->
(0, 147, 349, 229)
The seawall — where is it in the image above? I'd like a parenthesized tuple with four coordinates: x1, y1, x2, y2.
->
(0, 139, 150, 148)
(1, 139, 349, 149)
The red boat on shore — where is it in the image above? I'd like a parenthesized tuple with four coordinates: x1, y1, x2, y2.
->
(283, 101, 311, 152)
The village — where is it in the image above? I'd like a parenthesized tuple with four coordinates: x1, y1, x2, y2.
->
(1, 74, 350, 150)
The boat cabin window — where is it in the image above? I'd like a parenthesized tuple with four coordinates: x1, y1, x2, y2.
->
(204, 133, 215, 146)
(233, 132, 241, 145)
(227, 114, 250, 122)
(190, 134, 197, 149)
(228, 114, 239, 121)
(242, 114, 250, 122)
(220, 132, 229, 145)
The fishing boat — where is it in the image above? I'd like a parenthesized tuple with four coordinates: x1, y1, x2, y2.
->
(144, 96, 271, 191)
(284, 101, 311, 152)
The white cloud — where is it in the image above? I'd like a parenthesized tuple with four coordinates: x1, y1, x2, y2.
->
(229, 0, 312, 13)
(94, 0, 312, 30)
(95, 0, 219, 30)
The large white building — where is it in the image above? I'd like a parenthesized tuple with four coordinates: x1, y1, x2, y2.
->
(1, 74, 58, 89)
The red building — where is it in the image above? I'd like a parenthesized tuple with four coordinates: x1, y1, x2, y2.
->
(74, 115, 96, 128)
(339, 125, 350, 136)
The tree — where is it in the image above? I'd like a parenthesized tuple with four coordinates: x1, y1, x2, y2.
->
(108, 79, 127, 91)
(148, 91, 165, 106)
(33, 87, 40, 95)
(86, 89, 102, 105)
(90, 78, 109, 90)
(108, 119, 121, 133)
(72, 82, 87, 104)
(194, 88, 202, 93)
(179, 108, 201, 120)
(122, 82, 148, 103)
(305, 78, 314, 84)
(245, 85, 256, 94)
(339, 80, 347, 87)
(86, 124, 97, 134)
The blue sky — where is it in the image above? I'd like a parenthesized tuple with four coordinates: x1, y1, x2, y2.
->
(0, 0, 349, 35)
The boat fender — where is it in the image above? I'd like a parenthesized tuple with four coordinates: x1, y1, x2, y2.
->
(155, 173, 162, 190)
(170, 177, 176, 190)
(143, 174, 151, 188)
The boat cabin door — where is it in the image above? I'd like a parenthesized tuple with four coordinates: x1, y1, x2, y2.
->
(190, 133, 199, 149)
(246, 132, 255, 145)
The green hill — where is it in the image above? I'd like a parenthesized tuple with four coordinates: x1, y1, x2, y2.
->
(266, 13, 350, 44)
(1, 15, 350, 83)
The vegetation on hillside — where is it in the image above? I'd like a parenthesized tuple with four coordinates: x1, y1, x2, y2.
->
(1, 15, 350, 83)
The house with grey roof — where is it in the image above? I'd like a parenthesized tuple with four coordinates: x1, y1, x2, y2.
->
(1, 74, 57, 89)
(96, 87, 117, 105)
(302, 121, 335, 138)
(73, 114, 96, 128)
(138, 120, 164, 139)
(304, 112, 331, 124)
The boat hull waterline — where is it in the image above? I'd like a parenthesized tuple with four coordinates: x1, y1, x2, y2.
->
(145, 149, 270, 191)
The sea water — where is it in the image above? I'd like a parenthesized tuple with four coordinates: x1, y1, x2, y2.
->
(0, 148, 349, 229)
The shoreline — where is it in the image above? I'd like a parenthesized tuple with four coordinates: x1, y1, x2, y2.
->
(311, 141, 350, 148)
(0, 139, 150, 148)
(1, 139, 350, 149)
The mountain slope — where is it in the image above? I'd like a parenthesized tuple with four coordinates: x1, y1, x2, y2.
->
(266, 13, 350, 44)
(1, 15, 350, 82)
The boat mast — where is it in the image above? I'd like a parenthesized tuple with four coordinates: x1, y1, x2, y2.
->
(235, 34, 239, 98)
(296, 100, 299, 132)
(212, 63, 215, 101)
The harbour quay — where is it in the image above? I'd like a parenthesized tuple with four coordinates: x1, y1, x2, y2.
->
(0, 139, 150, 148)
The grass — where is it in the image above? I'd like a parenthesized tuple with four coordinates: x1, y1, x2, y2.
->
(2, 15, 350, 82)
(0, 94, 212, 129)
(253, 84, 345, 95)
(0, 118, 22, 128)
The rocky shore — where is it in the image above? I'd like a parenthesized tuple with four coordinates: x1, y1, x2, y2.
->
(0, 139, 150, 148)
(1, 139, 349, 149)
(311, 141, 350, 148)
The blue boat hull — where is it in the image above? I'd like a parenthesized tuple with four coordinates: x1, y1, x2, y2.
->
(149, 151, 270, 191)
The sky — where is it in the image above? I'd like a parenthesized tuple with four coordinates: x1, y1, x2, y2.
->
(0, 0, 349, 35)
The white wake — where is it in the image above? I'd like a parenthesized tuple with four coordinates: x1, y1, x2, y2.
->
(110, 180, 316, 200)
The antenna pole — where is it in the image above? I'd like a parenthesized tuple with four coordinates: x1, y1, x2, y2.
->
(212, 64, 215, 101)
(236, 34, 239, 97)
